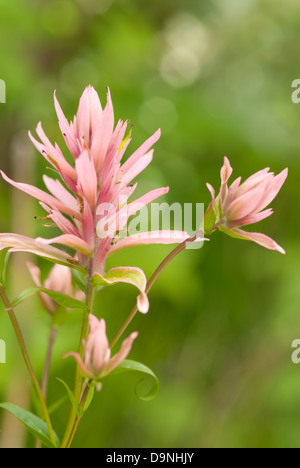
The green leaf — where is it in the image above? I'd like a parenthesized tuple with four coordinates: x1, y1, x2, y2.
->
(56, 378, 81, 417)
(218, 225, 247, 240)
(119, 127, 132, 152)
(203, 203, 216, 235)
(109, 359, 160, 401)
(0, 248, 10, 287)
(82, 385, 95, 414)
(0, 402, 59, 448)
(57, 379, 94, 417)
(91, 267, 149, 313)
(10, 287, 89, 312)
(91, 267, 145, 290)
(72, 269, 87, 294)
(0, 233, 83, 271)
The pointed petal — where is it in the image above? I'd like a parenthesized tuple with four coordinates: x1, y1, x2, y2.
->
(54, 91, 81, 157)
(220, 156, 233, 185)
(255, 168, 288, 213)
(234, 168, 271, 198)
(219, 156, 233, 204)
(206, 182, 216, 215)
(120, 150, 153, 185)
(82, 200, 95, 247)
(63, 352, 94, 378)
(75, 150, 98, 208)
(1, 171, 77, 218)
(103, 331, 139, 376)
(89, 314, 103, 333)
(91, 88, 114, 171)
(219, 226, 286, 254)
(127, 187, 169, 218)
(88, 86, 103, 133)
(36, 234, 93, 256)
(76, 86, 103, 147)
(227, 184, 268, 220)
(46, 207, 81, 237)
(35, 122, 77, 182)
(224, 176, 241, 209)
(99, 187, 169, 237)
(121, 129, 161, 172)
(43, 175, 79, 214)
(76, 88, 92, 146)
(227, 208, 274, 228)
(0, 233, 80, 267)
(84, 317, 110, 372)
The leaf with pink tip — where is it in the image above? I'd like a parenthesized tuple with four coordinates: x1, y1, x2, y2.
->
(91, 267, 149, 313)
(218, 226, 286, 254)
(35, 234, 93, 256)
(0, 234, 83, 269)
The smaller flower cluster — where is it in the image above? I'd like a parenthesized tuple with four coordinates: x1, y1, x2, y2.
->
(64, 314, 138, 380)
(204, 157, 288, 253)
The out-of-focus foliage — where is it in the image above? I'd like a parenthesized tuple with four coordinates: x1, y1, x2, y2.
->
(0, 0, 299, 448)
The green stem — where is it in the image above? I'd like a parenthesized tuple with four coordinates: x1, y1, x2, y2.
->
(35, 324, 58, 448)
(61, 262, 95, 448)
(64, 381, 91, 449)
(41, 325, 58, 402)
(110, 230, 203, 349)
(0, 285, 57, 448)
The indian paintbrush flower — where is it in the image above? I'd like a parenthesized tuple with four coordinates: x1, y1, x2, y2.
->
(64, 314, 138, 380)
(0, 86, 194, 272)
(204, 156, 288, 253)
(0, 86, 204, 313)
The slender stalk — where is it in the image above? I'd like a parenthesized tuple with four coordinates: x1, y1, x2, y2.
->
(61, 260, 95, 448)
(35, 325, 58, 448)
(110, 230, 203, 349)
(0, 285, 57, 448)
(41, 325, 58, 401)
(64, 382, 91, 449)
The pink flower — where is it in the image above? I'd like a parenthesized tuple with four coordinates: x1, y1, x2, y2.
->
(205, 157, 288, 253)
(64, 314, 138, 379)
(0, 86, 196, 273)
(27, 262, 85, 315)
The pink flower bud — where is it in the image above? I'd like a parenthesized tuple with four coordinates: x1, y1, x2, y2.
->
(205, 157, 288, 253)
(64, 314, 138, 379)
(27, 262, 85, 314)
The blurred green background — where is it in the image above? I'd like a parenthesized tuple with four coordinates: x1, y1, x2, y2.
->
(0, 0, 299, 448)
